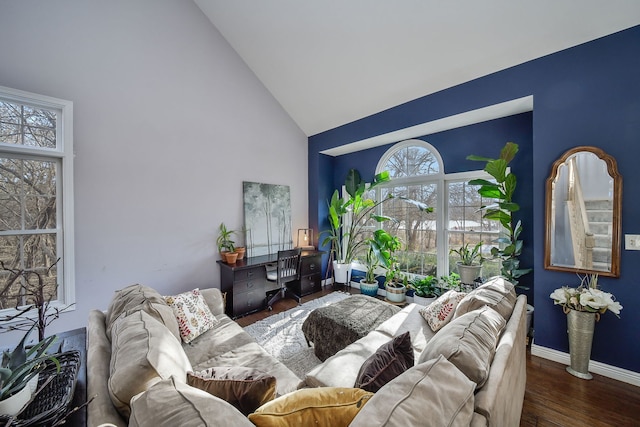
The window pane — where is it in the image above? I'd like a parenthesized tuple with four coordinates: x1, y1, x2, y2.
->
(0, 157, 57, 231)
(447, 179, 500, 279)
(381, 184, 437, 276)
(0, 233, 58, 309)
(0, 100, 57, 149)
(384, 145, 439, 178)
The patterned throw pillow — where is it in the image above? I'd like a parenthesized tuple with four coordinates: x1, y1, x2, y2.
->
(165, 288, 219, 343)
(419, 290, 466, 332)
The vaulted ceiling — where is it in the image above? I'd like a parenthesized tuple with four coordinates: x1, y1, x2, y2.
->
(195, 1, 640, 136)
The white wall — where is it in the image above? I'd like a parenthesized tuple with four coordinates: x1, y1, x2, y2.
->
(0, 0, 308, 344)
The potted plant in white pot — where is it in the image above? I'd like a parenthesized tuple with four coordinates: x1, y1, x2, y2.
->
(408, 275, 439, 306)
(450, 242, 483, 286)
(321, 169, 432, 286)
(0, 325, 58, 416)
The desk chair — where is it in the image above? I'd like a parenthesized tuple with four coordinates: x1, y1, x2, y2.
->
(265, 248, 302, 310)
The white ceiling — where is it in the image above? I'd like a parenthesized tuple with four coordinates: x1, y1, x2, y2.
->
(195, 0, 640, 136)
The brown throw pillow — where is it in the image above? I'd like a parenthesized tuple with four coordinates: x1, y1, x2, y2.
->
(187, 367, 276, 416)
(354, 331, 414, 393)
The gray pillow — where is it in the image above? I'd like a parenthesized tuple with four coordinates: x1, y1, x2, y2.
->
(418, 306, 505, 387)
(350, 355, 475, 427)
(129, 377, 254, 427)
(454, 276, 516, 321)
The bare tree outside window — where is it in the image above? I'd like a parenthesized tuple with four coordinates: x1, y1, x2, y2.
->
(0, 99, 60, 312)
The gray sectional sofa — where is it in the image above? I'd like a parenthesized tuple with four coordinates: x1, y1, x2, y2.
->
(87, 277, 527, 426)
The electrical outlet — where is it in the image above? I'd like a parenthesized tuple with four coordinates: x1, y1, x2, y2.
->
(625, 234, 640, 250)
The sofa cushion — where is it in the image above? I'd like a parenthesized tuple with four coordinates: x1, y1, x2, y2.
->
(165, 288, 219, 343)
(109, 310, 192, 418)
(248, 387, 373, 427)
(187, 366, 276, 416)
(105, 283, 180, 341)
(417, 306, 505, 387)
(354, 331, 414, 393)
(129, 376, 254, 427)
(419, 290, 467, 332)
(303, 331, 392, 388)
(350, 355, 475, 427)
(454, 276, 516, 321)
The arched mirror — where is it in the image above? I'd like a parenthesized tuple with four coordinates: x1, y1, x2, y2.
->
(545, 146, 622, 277)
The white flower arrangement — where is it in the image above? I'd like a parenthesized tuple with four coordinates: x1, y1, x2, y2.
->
(550, 273, 623, 318)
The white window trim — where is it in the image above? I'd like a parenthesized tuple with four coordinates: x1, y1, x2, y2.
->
(0, 85, 75, 315)
(374, 140, 498, 278)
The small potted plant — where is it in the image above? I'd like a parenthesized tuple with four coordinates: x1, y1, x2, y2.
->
(408, 275, 439, 305)
(450, 242, 483, 286)
(216, 223, 237, 263)
(359, 246, 381, 297)
(438, 272, 462, 292)
(0, 325, 59, 416)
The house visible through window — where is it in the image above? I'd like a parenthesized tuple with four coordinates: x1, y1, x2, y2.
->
(0, 86, 74, 315)
(366, 139, 501, 279)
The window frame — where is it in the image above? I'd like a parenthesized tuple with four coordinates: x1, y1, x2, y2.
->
(373, 140, 496, 279)
(0, 85, 75, 317)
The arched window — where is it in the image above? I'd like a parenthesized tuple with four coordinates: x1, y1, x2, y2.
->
(368, 140, 500, 282)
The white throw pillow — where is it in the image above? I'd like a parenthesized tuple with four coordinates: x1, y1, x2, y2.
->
(419, 290, 466, 332)
(165, 288, 218, 343)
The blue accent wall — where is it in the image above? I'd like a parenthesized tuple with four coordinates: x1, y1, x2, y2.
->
(309, 25, 640, 373)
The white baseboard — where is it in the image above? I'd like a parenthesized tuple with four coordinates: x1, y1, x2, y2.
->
(531, 343, 640, 387)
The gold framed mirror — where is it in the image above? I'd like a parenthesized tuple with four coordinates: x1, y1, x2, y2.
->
(545, 146, 622, 277)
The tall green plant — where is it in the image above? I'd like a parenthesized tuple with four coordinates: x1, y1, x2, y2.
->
(467, 142, 531, 286)
(322, 169, 431, 264)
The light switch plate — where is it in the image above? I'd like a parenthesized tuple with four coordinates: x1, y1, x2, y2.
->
(625, 234, 640, 250)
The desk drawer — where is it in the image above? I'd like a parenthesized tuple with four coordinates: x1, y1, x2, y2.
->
(233, 289, 265, 315)
(233, 266, 265, 282)
(234, 279, 265, 294)
(300, 255, 321, 276)
(299, 274, 321, 296)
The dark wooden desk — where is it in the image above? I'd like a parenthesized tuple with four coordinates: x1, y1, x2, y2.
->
(217, 250, 324, 318)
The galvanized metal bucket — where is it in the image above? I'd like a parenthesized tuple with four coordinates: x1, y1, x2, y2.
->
(565, 308, 599, 380)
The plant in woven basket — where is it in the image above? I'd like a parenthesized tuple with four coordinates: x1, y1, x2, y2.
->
(550, 273, 623, 318)
(0, 324, 58, 401)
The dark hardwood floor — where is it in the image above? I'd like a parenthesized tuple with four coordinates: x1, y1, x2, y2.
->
(236, 286, 640, 427)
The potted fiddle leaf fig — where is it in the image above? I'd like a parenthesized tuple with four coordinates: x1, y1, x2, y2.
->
(450, 242, 483, 286)
(466, 142, 531, 287)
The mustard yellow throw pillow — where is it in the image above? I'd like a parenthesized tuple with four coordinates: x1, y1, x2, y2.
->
(248, 387, 373, 427)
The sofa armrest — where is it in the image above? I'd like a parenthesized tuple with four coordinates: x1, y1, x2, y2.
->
(199, 287, 226, 316)
(87, 309, 127, 427)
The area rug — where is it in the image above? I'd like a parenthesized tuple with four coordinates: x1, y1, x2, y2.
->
(243, 292, 350, 378)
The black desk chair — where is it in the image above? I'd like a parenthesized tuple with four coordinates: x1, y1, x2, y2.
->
(265, 248, 302, 310)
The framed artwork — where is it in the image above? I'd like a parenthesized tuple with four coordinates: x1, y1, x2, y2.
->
(243, 181, 292, 256)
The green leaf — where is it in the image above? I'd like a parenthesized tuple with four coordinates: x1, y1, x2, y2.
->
(485, 159, 508, 183)
(500, 142, 519, 163)
(468, 178, 495, 187)
(345, 169, 363, 198)
(478, 186, 503, 199)
(498, 201, 520, 212)
(504, 173, 517, 200)
(467, 154, 495, 162)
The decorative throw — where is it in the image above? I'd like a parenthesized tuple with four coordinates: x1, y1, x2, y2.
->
(165, 288, 218, 343)
(419, 290, 466, 332)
